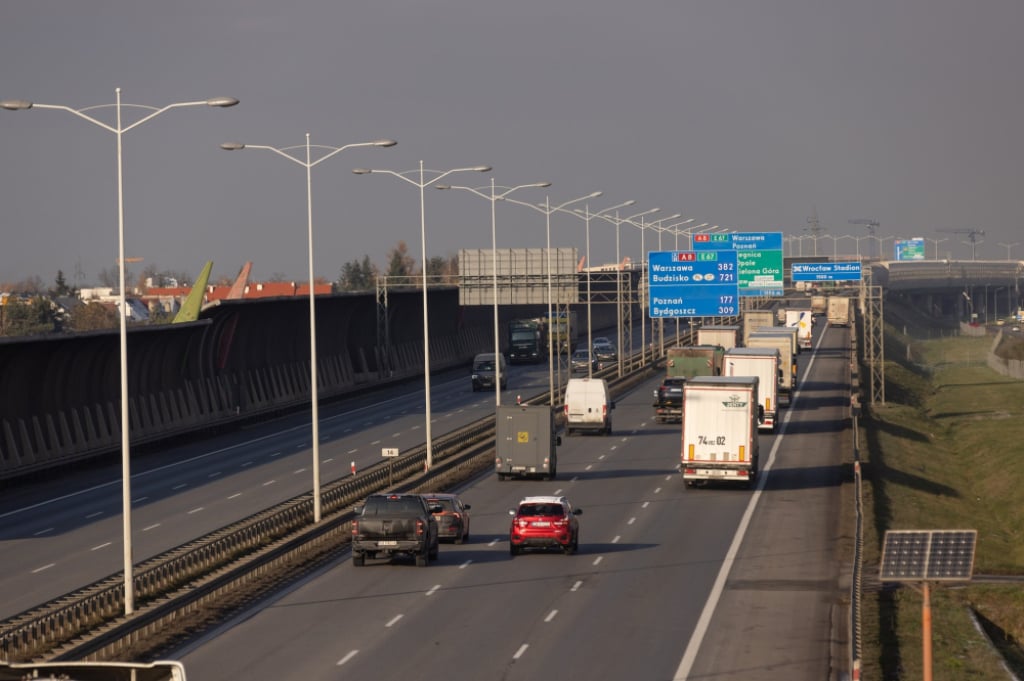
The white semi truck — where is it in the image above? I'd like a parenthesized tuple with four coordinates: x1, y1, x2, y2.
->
(742, 309, 776, 346)
(784, 309, 814, 351)
(746, 330, 796, 405)
(724, 347, 781, 432)
(827, 296, 853, 327)
(680, 376, 763, 487)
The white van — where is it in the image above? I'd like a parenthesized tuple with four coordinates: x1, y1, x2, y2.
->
(564, 377, 614, 435)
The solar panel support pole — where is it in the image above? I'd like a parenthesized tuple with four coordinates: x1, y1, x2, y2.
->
(922, 582, 933, 681)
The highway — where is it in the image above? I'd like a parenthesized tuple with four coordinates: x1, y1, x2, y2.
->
(0, 323, 660, 620)
(174, 321, 852, 681)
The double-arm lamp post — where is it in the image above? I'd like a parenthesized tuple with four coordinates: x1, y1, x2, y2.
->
(436, 179, 551, 407)
(563, 200, 636, 377)
(220, 135, 396, 522)
(353, 163, 491, 470)
(1, 89, 239, 615)
(586, 208, 665, 373)
(499, 192, 603, 404)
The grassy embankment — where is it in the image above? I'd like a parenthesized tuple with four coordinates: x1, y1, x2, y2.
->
(859, 300, 1024, 680)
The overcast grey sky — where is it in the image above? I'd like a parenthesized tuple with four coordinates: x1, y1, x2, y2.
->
(2, 0, 1022, 287)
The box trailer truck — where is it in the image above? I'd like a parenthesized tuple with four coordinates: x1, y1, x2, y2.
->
(742, 309, 776, 346)
(746, 330, 796, 405)
(827, 296, 853, 327)
(724, 347, 781, 432)
(681, 376, 763, 487)
(495, 404, 561, 480)
(784, 309, 814, 351)
(696, 324, 740, 350)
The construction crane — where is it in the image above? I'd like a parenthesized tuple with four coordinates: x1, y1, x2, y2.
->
(936, 228, 985, 260)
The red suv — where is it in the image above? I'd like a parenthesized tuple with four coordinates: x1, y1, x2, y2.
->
(508, 495, 582, 556)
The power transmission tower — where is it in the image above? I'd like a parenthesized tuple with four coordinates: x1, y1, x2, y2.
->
(806, 206, 826, 256)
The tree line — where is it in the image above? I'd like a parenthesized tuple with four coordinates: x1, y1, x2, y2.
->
(0, 241, 459, 337)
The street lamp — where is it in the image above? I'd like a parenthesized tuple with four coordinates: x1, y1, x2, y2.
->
(647, 217, 692, 343)
(923, 237, 948, 260)
(560, 200, 635, 377)
(997, 242, 1020, 261)
(353, 162, 491, 470)
(220, 135, 395, 522)
(499, 191, 603, 405)
(1, 88, 238, 615)
(849, 218, 880, 259)
(587, 207, 663, 374)
(436, 179, 551, 407)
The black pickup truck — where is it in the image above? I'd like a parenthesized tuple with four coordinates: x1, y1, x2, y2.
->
(652, 376, 686, 423)
(351, 494, 441, 567)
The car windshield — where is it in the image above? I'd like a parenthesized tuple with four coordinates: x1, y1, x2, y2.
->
(519, 503, 564, 517)
(572, 351, 589, 359)
(427, 498, 455, 512)
(474, 361, 495, 371)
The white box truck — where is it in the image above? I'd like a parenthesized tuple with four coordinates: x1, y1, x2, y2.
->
(784, 309, 814, 351)
(742, 309, 776, 346)
(495, 404, 561, 480)
(681, 376, 763, 487)
(696, 324, 740, 350)
(827, 296, 853, 327)
(746, 330, 796, 405)
(724, 347, 781, 432)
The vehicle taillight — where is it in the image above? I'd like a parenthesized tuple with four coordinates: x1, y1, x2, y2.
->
(517, 518, 530, 529)
(564, 404, 569, 416)
(553, 517, 568, 529)
(416, 519, 425, 536)
(351, 520, 358, 536)
(602, 405, 607, 418)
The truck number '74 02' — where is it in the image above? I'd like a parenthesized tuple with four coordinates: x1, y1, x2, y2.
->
(698, 435, 727, 446)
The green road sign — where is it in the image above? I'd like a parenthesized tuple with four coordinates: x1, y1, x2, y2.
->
(737, 249, 783, 295)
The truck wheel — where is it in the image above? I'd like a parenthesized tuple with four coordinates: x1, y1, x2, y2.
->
(416, 552, 428, 567)
(352, 553, 365, 567)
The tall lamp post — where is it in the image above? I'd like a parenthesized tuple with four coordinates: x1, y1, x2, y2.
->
(499, 192, 603, 404)
(924, 237, 948, 260)
(220, 135, 396, 522)
(353, 162, 491, 470)
(1, 89, 238, 615)
(436, 179, 551, 407)
(997, 242, 1019, 261)
(564, 200, 636, 377)
(587, 208, 663, 374)
(646, 216, 691, 343)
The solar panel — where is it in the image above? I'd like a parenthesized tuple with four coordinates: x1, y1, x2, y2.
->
(879, 529, 977, 582)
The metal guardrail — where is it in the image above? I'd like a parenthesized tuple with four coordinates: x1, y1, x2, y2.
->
(0, 341, 667, 662)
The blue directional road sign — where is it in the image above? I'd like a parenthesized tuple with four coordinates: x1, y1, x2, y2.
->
(692, 231, 784, 296)
(791, 262, 863, 282)
(648, 250, 739, 318)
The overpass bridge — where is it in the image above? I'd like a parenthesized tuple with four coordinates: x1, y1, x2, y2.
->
(2, 260, 1021, 481)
